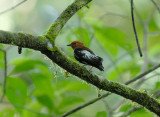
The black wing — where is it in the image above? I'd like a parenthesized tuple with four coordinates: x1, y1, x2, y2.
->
(74, 48, 104, 71)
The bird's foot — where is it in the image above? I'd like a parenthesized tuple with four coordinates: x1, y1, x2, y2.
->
(89, 66, 93, 72)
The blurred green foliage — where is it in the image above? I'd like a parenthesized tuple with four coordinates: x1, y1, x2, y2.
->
(0, 0, 160, 117)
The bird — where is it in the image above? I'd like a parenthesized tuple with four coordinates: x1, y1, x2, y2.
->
(67, 41, 104, 71)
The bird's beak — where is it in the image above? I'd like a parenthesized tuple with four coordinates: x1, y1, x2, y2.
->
(67, 44, 71, 46)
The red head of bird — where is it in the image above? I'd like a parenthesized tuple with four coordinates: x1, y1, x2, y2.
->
(67, 41, 85, 49)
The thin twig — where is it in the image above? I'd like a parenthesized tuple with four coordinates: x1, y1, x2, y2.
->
(151, 0, 160, 13)
(0, 0, 27, 15)
(60, 64, 160, 117)
(60, 92, 111, 117)
(0, 48, 7, 102)
(125, 64, 160, 85)
(131, 0, 143, 57)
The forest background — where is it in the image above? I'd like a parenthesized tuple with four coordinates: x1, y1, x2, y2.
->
(0, 0, 160, 117)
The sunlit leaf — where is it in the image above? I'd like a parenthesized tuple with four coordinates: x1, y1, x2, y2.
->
(30, 73, 53, 98)
(94, 26, 132, 56)
(0, 51, 4, 68)
(36, 95, 54, 110)
(0, 108, 15, 117)
(11, 58, 47, 74)
(96, 111, 107, 117)
(58, 96, 84, 109)
(55, 81, 90, 95)
(149, 18, 159, 32)
(120, 104, 132, 112)
(74, 27, 92, 47)
(155, 82, 160, 90)
(6, 77, 27, 106)
(130, 109, 154, 117)
(66, 27, 92, 47)
(22, 100, 50, 117)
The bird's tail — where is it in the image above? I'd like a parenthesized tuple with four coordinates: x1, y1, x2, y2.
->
(97, 57, 104, 71)
(98, 65, 104, 71)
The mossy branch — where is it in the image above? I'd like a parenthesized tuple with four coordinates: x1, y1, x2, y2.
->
(0, 30, 48, 50)
(45, 0, 91, 44)
(0, 0, 160, 116)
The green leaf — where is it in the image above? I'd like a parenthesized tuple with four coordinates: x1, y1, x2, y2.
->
(149, 17, 160, 32)
(155, 82, 160, 90)
(56, 81, 90, 95)
(30, 73, 53, 98)
(0, 44, 4, 48)
(93, 25, 132, 56)
(120, 104, 132, 112)
(66, 27, 92, 48)
(0, 108, 15, 117)
(119, 60, 140, 77)
(96, 111, 107, 117)
(36, 95, 54, 110)
(22, 100, 49, 117)
(6, 77, 27, 106)
(130, 109, 154, 117)
(74, 27, 91, 47)
(11, 58, 47, 74)
(58, 96, 84, 109)
(0, 51, 4, 68)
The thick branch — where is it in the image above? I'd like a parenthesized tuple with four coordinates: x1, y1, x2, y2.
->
(0, 30, 48, 50)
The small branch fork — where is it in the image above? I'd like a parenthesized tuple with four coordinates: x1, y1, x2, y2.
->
(131, 0, 143, 57)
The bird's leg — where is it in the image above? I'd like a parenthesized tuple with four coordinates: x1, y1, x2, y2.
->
(89, 66, 93, 71)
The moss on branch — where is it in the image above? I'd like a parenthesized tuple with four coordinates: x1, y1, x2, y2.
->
(45, 0, 91, 43)
(0, 30, 48, 50)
